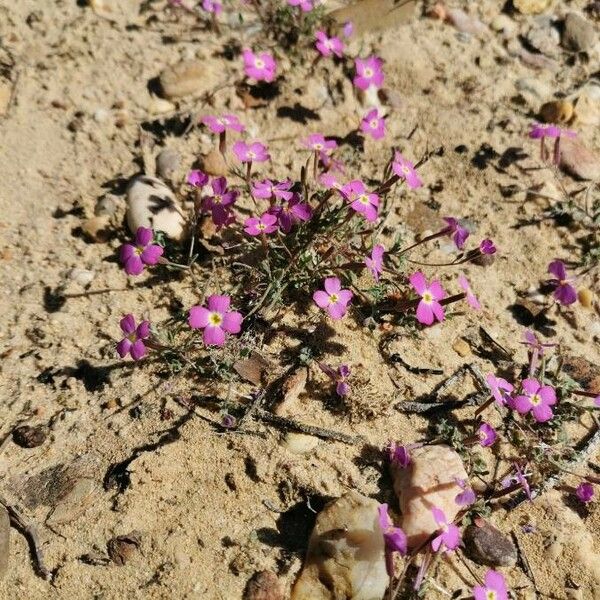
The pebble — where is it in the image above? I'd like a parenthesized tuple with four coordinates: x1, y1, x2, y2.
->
(12, 424, 48, 448)
(578, 288, 594, 308)
(526, 18, 561, 56)
(574, 91, 600, 126)
(126, 175, 186, 241)
(201, 149, 228, 177)
(391, 444, 467, 548)
(291, 491, 388, 600)
(558, 137, 600, 181)
(156, 148, 181, 181)
(561, 355, 600, 392)
(159, 59, 218, 99)
(68, 268, 95, 287)
(446, 9, 488, 36)
(282, 433, 320, 455)
(329, 0, 416, 35)
(147, 95, 176, 115)
(0, 82, 12, 116)
(463, 522, 517, 567)
(244, 571, 284, 600)
(452, 338, 471, 357)
(107, 531, 142, 566)
(0, 505, 9, 579)
(513, 0, 552, 15)
(563, 13, 597, 52)
(46, 478, 97, 526)
(539, 100, 573, 124)
(491, 14, 517, 37)
(94, 194, 117, 216)
(81, 215, 111, 243)
(516, 78, 553, 103)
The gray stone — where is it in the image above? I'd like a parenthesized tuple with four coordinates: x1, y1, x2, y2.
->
(156, 148, 181, 180)
(558, 137, 600, 181)
(463, 522, 517, 567)
(46, 478, 97, 526)
(563, 13, 597, 52)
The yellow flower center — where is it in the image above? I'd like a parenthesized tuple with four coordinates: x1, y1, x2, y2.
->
(254, 58, 265, 69)
(313, 143, 323, 150)
(402, 165, 411, 175)
(486, 592, 497, 600)
(214, 195, 222, 204)
(358, 194, 370, 205)
(530, 393, 542, 406)
(248, 151, 256, 159)
(209, 312, 223, 326)
(422, 291, 433, 304)
(370, 119, 379, 129)
(329, 293, 339, 304)
(363, 67, 373, 77)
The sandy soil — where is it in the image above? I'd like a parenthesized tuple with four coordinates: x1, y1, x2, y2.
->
(0, 0, 599, 598)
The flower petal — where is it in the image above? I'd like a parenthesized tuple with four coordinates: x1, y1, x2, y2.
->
(203, 325, 226, 346)
(207, 294, 231, 314)
(324, 277, 341, 295)
(188, 306, 210, 329)
(409, 271, 427, 295)
(222, 311, 242, 334)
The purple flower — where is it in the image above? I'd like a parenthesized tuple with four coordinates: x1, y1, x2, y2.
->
(232, 140, 270, 163)
(353, 56, 384, 90)
(187, 169, 209, 187)
(341, 180, 379, 222)
(202, 0, 222, 14)
(576, 482, 594, 503)
(313, 277, 353, 320)
(503, 464, 532, 501)
(392, 152, 422, 189)
(365, 244, 385, 282)
(202, 177, 238, 228)
(270, 194, 312, 233)
(343, 21, 353, 38)
(315, 31, 344, 58)
(455, 479, 476, 506)
(389, 443, 411, 468)
(431, 507, 461, 552)
(595, 396, 600, 408)
(319, 172, 341, 189)
(443, 217, 470, 250)
(251, 179, 293, 201)
(409, 272, 446, 326)
(486, 373, 514, 407)
(202, 113, 244, 134)
(378, 504, 407, 576)
(478, 422, 497, 447)
(302, 133, 337, 153)
(480, 239, 496, 254)
(360, 108, 385, 140)
(514, 378, 557, 423)
(529, 123, 576, 139)
(120, 227, 164, 276)
(188, 294, 242, 346)
(116, 314, 151, 361)
(242, 49, 277, 82)
(288, 0, 313, 11)
(547, 260, 577, 306)
(473, 570, 508, 600)
(458, 274, 480, 310)
(244, 213, 278, 236)
(319, 363, 351, 396)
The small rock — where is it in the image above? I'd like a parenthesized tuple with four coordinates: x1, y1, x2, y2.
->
(0, 82, 13, 117)
(463, 522, 517, 567)
(81, 216, 111, 243)
(491, 14, 517, 37)
(539, 100, 573, 124)
(561, 355, 600, 392)
(0, 505, 9, 579)
(244, 570, 284, 600)
(546, 541, 562, 560)
(558, 137, 600, 180)
(391, 444, 467, 548)
(452, 338, 471, 357)
(12, 425, 48, 448)
(513, 0, 552, 15)
(446, 8, 487, 36)
(159, 60, 218, 99)
(574, 91, 600, 126)
(46, 478, 97, 526)
(93, 108, 110, 123)
(147, 95, 176, 115)
(68, 268, 95, 287)
(329, 0, 417, 35)
(563, 13, 597, 52)
(107, 531, 142, 566)
(291, 491, 388, 600)
(156, 148, 181, 180)
(233, 352, 272, 386)
(526, 19, 561, 56)
(126, 175, 186, 241)
(578, 288, 594, 308)
(201, 148, 228, 177)
(516, 78, 553, 104)
(282, 433, 320, 455)
(94, 194, 117, 216)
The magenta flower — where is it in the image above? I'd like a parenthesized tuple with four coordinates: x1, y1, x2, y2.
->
(443, 217, 470, 250)
(473, 570, 508, 600)
(365, 244, 385, 282)
(478, 422, 497, 447)
(513, 378, 557, 423)
(389, 443, 411, 469)
(360, 108, 386, 140)
(576, 482, 594, 503)
(242, 49, 277, 82)
(378, 504, 407, 576)
(480, 239, 496, 254)
(547, 260, 577, 306)
(343, 21, 353, 37)
(409, 272, 446, 326)
(458, 274, 480, 309)
(318, 362, 351, 396)
(288, 0, 312, 11)
(202, 113, 244, 134)
(120, 227, 164, 276)
(244, 212, 278, 236)
(353, 56, 384, 90)
(232, 140, 270, 163)
(315, 31, 344, 58)
(431, 507, 461, 552)
(270, 194, 312, 233)
(503, 464, 532, 501)
(187, 169, 209, 188)
(595, 396, 600, 408)
(188, 294, 242, 346)
(251, 179, 293, 201)
(313, 277, 353, 320)
(202, 0, 222, 14)
(116, 314, 150, 361)
(341, 180, 379, 222)
(302, 133, 337, 153)
(529, 123, 576, 139)
(454, 479, 476, 506)
(392, 152, 422, 189)
(486, 373, 514, 407)
(318, 172, 341, 189)
(202, 177, 238, 227)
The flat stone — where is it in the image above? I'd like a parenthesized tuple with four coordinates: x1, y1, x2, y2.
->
(463, 522, 517, 567)
(291, 491, 388, 600)
(156, 148, 181, 180)
(329, 0, 417, 35)
(201, 149, 228, 177)
(159, 60, 219, 99)
(574, 91, 600, 126)
(81, 215, 111, 243)
(526, 19, 561, 56)
(558, 137, 600, 181)
(563, 13, 597, 52)
(392, 444, 467, 549)
(0, 506, 9, 579)
(513, 0, 552, 15)
(46, 478, 97, 526)
(561, 355, 600, 392)
(244, 570, 284, 600)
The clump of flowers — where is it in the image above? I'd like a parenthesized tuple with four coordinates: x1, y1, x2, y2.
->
(120, 227, 164, 276)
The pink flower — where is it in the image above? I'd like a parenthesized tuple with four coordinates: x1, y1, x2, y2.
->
(343, 21, 353, 38)
(242, 49, 277, 82)
(360, 108, 386, 140)
(202, 177, 238, 227)
(288, 0, 313, 11)
(232, 140, 270, 163)
(251, 179, 293, 201)
(443, 217, 470, 249)
(454, 479, 476, 506)
(202, 113, 244, 134)
(513, 378, 557, 423)
(187, 170, 209, 188)
(431, 507, 461, 552)
(478, 422, 497, 447)
(318, 172, 341, 189)
(318, 363, 351, 396)
(365, 244, 385, 282)
(392, 152, 422, 189)
(389, 443, 411, 468)
(480, 239, 496, 254)
(576, 482, 594, 503)
(120, 227, 164, 276)
(202, 0, 222, 14)
(313, 277, 353, 320)
(486, 373, 514, 407)
(270, 194, 312, 233)
(353, 56, 384, 90)
(341, 180, 379, 222)
(188, 294, 242, 346)
(458, 275, 480, 309)
(529, 123, 576, 139)
(244, 212, 278, 236)
(473, 570, 508, 600)
(116, 314, 150, 361)
(378, 504, 407, 576)
(595, 396, 600, 408)
(548, 260, 577, 306)
(302, 133, 337, 153)
(315, 31, 344, 58)
(409, 272, 446, 325)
